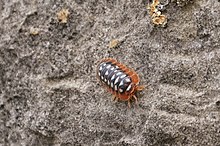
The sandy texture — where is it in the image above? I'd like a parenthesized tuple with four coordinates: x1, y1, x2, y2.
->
(0, 0, 220, 145)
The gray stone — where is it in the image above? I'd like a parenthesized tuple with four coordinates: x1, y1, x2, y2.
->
(0, 0, 220, 145)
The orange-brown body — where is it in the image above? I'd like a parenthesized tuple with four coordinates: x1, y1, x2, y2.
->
(97, 58, 144, 107)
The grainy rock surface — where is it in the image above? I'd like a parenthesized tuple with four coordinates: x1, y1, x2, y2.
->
(1, 0, 220, 145)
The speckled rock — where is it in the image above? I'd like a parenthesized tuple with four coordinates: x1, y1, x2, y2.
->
(0, 0, 220, 145)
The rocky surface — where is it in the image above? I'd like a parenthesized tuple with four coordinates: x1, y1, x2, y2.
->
(0, 0, 220, 145)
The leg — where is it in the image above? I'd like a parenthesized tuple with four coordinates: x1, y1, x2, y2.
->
(136, 85, 145, 91)
(127, 100, 131, 108)
(112, 95, 119, 102)
(133, 95, 138, 104)
(112, 95, 116, 101)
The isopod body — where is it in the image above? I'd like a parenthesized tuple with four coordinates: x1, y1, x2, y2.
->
(97, 58, 144, 107)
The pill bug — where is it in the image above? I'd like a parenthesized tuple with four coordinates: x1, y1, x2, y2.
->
(97, 58, 144, 107)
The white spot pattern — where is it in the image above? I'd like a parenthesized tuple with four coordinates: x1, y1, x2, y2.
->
(99, 63, 106, 71)
(125, 78, 131, 82)
(126, 84, 132, 91)
(106, 64, 111, 69)
(111, 74, 116, 81)
(116, 72, 122, 76)
(111, 82, 114, 88)
(99, 61, 134, 93)
(105, 70, 109, 76)
(114, 77, 120, 85)
(120, 74, 126, 79)
(114, 85, 117, 91)
(119, 79, 124, 87)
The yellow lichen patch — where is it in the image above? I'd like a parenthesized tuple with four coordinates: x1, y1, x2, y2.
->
(152, 15, 167, 25)
(151, 0, 160, 9)
(109, 39, 119, 48)
(147, 0, 167, 26)
(30, 27, 39, 35)
(57, 9, 70, 23)
(147, 0, 159, 16)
